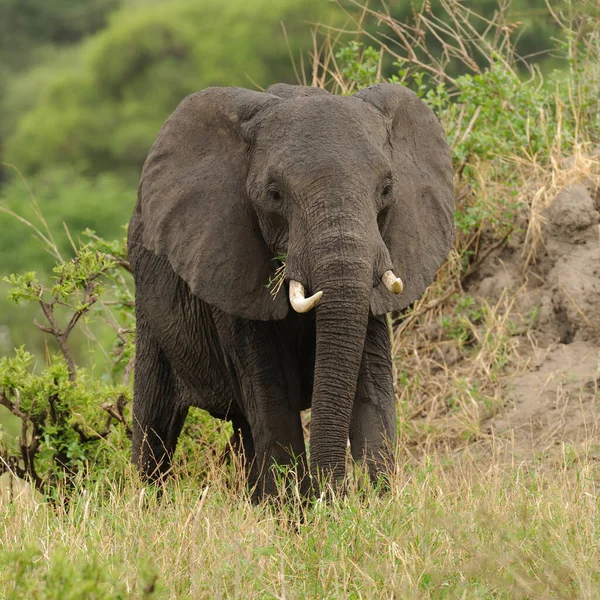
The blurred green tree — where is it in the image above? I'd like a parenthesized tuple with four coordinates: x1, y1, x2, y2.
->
(0, 0, 119, 69)
(0, 0, 120, 171)
(3, 0, 332, 181)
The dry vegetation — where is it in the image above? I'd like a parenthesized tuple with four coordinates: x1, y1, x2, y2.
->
(1, 0, 599, 597)
(2, 449, 599, 598)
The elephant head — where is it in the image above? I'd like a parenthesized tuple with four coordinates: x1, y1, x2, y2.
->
(135, 83, 454, 485)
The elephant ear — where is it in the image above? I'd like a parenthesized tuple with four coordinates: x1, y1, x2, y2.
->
(135, 87, 288, 321)
(356, 83, 455, 315)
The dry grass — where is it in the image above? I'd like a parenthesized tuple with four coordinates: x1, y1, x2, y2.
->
(391, 289, 523, 451)
(310, 0, 526, 93)
(1, 444, 599, 599)
(519, 142, 600, 268)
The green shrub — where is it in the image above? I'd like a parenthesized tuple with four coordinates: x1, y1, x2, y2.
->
(0, 226, 230, 498)
(335, 41, 381, 91)
(0, 238, 134, 497)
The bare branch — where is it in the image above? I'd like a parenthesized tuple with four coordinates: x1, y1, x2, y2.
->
(102, 394, 132, 437)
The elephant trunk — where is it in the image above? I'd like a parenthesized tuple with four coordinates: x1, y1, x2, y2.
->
(306, 230, 374, 491)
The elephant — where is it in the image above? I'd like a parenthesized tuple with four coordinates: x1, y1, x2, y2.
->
(128, 82, 455, 500)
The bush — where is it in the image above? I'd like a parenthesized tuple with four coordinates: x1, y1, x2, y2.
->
(0, 226, 231, 499)
(0, 234, 134, 498)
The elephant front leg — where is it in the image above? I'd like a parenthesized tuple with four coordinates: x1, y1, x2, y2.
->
(350, 314, 397, 485)
(220, 318, 308, 501)
(248, 408, 307, 502)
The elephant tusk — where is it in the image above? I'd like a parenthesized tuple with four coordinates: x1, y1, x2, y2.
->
(382, 270, 404, 294)
(289, 280, 323, 313)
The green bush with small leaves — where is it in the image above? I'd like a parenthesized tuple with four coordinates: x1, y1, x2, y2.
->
(335, 41, 381, 91)
(0, 238, 134, 497)
(0, 347, 131, 496)
(0, 228, 232, 498)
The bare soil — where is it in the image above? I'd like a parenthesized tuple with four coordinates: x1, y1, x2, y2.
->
(468, 178, 600, 460)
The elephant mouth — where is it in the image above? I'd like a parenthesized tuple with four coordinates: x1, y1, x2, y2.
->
(287, 270, 404, 314)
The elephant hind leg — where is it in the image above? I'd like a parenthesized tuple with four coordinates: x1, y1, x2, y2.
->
(132, 312, 189, 481)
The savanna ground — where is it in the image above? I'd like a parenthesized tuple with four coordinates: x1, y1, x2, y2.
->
(1, 1, 599, 598)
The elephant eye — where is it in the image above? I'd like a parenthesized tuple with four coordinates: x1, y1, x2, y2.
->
(267, 186, 282, 202)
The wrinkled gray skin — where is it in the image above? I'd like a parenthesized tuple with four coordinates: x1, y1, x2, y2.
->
(128, 83, 454, 500)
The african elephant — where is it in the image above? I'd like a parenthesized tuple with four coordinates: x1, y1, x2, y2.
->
(128, 82, 454, 500)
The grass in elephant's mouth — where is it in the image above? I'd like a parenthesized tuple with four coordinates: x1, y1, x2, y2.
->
(267, 253, 287, 298)
(2, 443, 599, 598)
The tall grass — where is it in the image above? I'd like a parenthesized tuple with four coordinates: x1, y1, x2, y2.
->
(2, 445, 599, 598)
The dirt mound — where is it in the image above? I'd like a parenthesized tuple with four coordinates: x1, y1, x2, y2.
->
(466, 177, 600, 458)
(492, 342, 598, 459)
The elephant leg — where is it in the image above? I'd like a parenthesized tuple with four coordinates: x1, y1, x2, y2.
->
(243, 378, 307, 500)
(218, 317, 308, 500)
(350, 314, 397, 484)
(245, 410, 307, 502)
(132, 311, 189, 481)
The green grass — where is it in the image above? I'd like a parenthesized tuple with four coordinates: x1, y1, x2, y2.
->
(1, 445, 599, 599)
